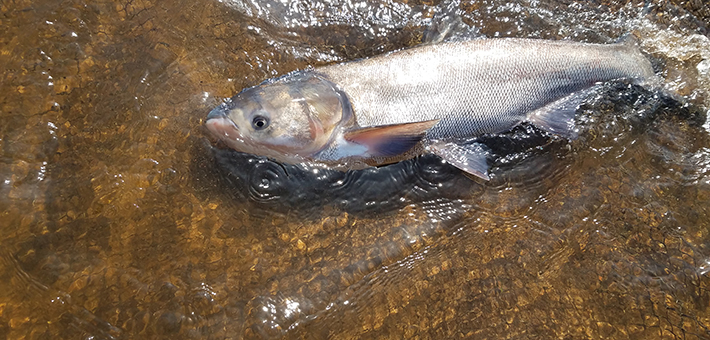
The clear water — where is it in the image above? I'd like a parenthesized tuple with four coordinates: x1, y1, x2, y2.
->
(1, 0, 709, 339)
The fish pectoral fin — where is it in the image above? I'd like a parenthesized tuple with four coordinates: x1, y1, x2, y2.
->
(527, 85, 601, 139)
(428, 141, 491, 181)
(343, 120, 439, 157)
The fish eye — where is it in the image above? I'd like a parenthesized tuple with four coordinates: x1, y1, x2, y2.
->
(252, 115, 269, 130)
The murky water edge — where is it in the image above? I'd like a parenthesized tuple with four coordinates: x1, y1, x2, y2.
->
(1, 0, 710, 339)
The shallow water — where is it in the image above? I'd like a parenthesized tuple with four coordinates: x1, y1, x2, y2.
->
(1, 0, 710, 339)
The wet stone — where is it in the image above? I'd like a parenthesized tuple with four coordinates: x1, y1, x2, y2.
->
(2, 0, 710, 339)
(154, 310, 182, 335)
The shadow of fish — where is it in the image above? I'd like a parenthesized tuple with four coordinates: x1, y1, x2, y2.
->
(206, 37, 654, 180)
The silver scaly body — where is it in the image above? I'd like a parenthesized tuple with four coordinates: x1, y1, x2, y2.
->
(318, 38, 654, 139)
(206, 38, 656, 180)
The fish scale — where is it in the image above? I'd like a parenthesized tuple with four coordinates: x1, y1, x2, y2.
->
(206, 37, 655, 179)
(319, 38, 653, 139)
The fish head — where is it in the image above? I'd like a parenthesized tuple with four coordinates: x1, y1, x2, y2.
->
(206, 71, 349, 162)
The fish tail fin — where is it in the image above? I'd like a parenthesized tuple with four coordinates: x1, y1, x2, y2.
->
(615, 33, 677, 98)
(613, 33, 659, 87)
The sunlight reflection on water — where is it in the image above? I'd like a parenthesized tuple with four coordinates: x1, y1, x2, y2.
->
(1, 0, 709, 338)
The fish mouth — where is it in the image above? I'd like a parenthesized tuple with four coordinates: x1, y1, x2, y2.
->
(207, 104, 227, 120)
(205, 106, 246, 147)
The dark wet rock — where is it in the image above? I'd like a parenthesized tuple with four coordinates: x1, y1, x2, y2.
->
(154, 310, 182, 335)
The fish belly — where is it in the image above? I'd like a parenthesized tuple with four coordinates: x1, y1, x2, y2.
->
(318, 38, 654, 140)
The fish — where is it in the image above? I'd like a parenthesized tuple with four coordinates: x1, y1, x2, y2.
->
(205, 37, 655, 180)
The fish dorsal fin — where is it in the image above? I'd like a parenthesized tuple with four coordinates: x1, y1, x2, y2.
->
(526, 85, 602, 139)
(422, 1, 481, 44)
(344, 120, 439, 157)
(616, 33, 640, 47)
(427, 141, 491, 180)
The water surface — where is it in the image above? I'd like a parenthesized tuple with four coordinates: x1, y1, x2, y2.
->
(1, 0, 710, 339)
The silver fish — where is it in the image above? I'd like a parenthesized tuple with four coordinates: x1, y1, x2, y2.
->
(206, 38, 654, 180)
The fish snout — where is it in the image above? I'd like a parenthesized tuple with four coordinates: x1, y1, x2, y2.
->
(205, 105, 243, 143)
(207, 104, 229, 120)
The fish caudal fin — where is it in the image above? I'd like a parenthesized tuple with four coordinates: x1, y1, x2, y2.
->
(344, 120, 439, 157)
(527, 85, 601, 139)
(428, 141, 491, 180)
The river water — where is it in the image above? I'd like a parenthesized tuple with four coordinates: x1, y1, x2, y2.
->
(1, 0, 709, 339)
